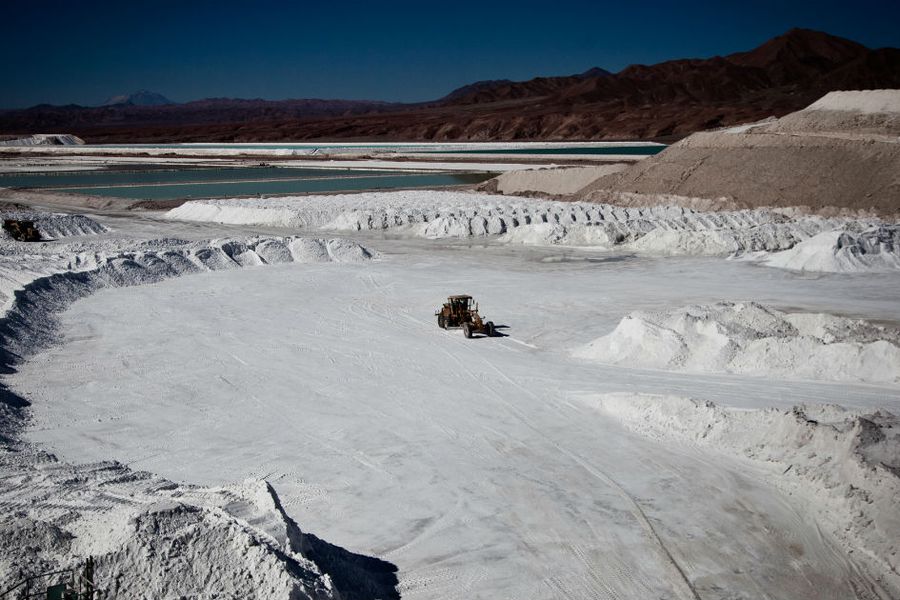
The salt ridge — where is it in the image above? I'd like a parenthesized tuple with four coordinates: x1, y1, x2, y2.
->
(165, 191, 900, 271)
(165, 191, 865, 256)
(575, 302, 900, 385)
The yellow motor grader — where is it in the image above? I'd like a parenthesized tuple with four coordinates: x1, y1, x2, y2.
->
(436, 294, 495, 338)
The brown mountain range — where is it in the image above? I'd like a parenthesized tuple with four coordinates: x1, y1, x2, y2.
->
(1, 29, 898, 144)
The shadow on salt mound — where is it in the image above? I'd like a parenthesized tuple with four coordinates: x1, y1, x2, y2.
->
(249, 481, 401, 600)
(759, 226, 900, 273)
(182, 237, 376, 266)
(254, 239, 294, 264)
(574, 302, 900, 384)
(220, 240, 265, 267)
(192, 245, 239, 270)
(285, 238, 374, 263)
(325, 238, 374, 263)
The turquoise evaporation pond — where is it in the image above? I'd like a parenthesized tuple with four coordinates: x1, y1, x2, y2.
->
(0, 167, 493, 201)
(427, 146, 665, 156)
(92, 143, 666, 155)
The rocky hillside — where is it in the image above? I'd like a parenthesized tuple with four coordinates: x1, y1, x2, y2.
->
(1, 29, 898, 142)
(574, 90, 900, 216)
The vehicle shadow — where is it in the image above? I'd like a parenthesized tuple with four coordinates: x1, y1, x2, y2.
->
(481, 324, 511, 338)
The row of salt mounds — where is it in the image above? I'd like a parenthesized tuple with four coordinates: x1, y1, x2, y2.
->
(0, 211, 108, 240)
(0, 134, 85, 146)
(574, 302, 900, 384)
(757, 225, 900, 272)
(165, 190, 850, 254)
(588, 393, 900, 596)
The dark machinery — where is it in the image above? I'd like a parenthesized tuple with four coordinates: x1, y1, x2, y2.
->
(3, 219, 41, 242)
(436, 295, 495, 338)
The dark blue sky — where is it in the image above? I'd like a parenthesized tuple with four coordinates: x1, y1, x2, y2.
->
(3, 0, 898, 108)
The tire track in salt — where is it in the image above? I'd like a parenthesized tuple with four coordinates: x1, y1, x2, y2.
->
(453, 337, 703, 600)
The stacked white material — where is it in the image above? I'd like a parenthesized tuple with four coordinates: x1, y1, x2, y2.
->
(165, 190, 852, 254)
(490, 164, 628, 195)
(0, 211, 108, 240)
(805, 90, 900, 114)
(589, 393, 900, 594)
(0, 134, 85, 146)
(759, 226, 900, 272)
(750, 89, 900, 137)
(575, 302, 900, 384)
(0, 451, 338, 599)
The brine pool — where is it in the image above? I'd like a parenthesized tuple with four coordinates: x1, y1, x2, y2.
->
(0, 167, 493, 200)
(92, 142, 666, 156)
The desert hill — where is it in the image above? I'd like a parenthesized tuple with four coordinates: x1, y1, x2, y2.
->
(1, 29, 898, 143)
(489, 89, 900, 217)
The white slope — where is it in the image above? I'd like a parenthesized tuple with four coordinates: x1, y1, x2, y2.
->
(587, 393, 900, 592)
(806, 90, 900, 114)
(12, 241, 900, 600)
(575, 302, 900, 384)
(490, 164, 628, 195)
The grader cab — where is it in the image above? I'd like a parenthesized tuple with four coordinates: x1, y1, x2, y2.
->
(436, 295, 495, 338)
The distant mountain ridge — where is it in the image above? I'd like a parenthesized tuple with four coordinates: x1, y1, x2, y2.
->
(103, 90, 174, 106)
(440, 67, 612, 103)
(439, 29, 895, 108)
(1, 29, 898, 142)
(0, 97, 402, 135)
